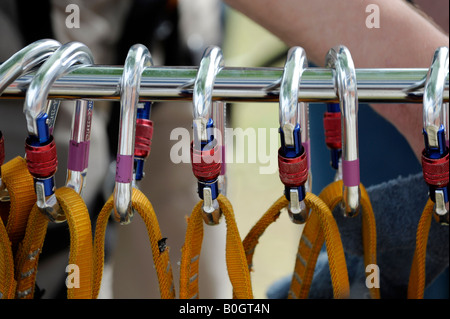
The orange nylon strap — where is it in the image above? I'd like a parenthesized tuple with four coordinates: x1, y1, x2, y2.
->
(180, 194, 253, 299)
(14, 187, 93, 299)
(243, 192, 350, 299)
(1, 157, 37, 255)
(0, 212, 16, 299)
(407, 198, 435, 299)
(308, 180, 379, 299)
(93, 188, 175, 299)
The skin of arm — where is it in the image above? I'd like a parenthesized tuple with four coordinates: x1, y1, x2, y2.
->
(224, 0, 449, 162)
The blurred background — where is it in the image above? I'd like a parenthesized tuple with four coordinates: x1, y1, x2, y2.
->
(0, 0, 448, 299)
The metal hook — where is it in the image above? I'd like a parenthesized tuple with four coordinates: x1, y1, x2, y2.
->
(278, 46, 310, 224)
(326, 45, 361, 217)
(422, 46, 449, 224)
(113, 44, 153, 225)
(0, 39, 61, 202)
(23, 41, 94, 222)
(192, 46, 224, 225)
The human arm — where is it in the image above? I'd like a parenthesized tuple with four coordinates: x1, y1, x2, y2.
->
(224, 0, 449, 161)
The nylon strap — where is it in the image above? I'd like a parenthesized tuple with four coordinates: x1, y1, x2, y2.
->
(0, 211, 16, 299)
(14, 187, 93, 299)
(180, 194, 253, 299)
(93, 188, 175, 299)
(296, 180, 379, 299)
(1, 157, 37, 255)
(0, 156, 37, 299)
(407, 198, 435, 299)
(243, 192, 350, 299)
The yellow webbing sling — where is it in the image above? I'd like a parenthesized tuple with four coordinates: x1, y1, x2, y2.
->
(407, 198, 435, 299)
(243, 191, 350, 299)
(180, 194, 253, 299)
(290, 180, 379, 299)
(93, 188, 175, 299)
(0, 156, 37, 299)
(14, 187, 93, 299)
(1, 157, 37, 255)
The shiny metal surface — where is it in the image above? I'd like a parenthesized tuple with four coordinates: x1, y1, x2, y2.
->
(22, 42, 94, 221)
(279, 46, 308, 144)
(2, 66, 446, 103)
(279, 47, 311, 224)
(113, 44, 153, 224)
(423, 47, 449, 147)
(23, 42, 93, 136)
(326, 45, 360, 217)
(0, 39, 61, 93)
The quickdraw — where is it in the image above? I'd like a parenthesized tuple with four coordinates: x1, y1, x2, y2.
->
(180, 46, 253, 299)
(408, 46, 449, 299)
(94, 44, 175, 299)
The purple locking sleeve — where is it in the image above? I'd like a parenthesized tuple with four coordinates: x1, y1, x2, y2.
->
(116, 154, 134, 183)
(342, 159, 360, 187)
(68, 140, 90, 172)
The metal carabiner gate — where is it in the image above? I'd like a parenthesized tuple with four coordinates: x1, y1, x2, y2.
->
(23, 41, 94, 222)
(278, 46, 310, 224)
(113, 43, 153, 224)
(325, 45, 361, 217)
(191, 45, 224, 225)
(0, 39, 61, 202)
(422, 46, 449, 224)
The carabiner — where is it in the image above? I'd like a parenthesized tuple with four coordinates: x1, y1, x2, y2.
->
(191, 45, 224, 225)
(113, 44, 153, 225)
(422, 46, 449, 224)
(23, 41, 94, 222)
(278, 46, 310, 224)
(0, 39, 61, 202)
(325, 45, 360, 217)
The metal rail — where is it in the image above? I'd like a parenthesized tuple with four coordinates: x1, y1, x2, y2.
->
(1, 65, 448, 103)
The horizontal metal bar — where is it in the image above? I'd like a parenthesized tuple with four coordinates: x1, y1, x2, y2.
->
(1, 66, 448, 103)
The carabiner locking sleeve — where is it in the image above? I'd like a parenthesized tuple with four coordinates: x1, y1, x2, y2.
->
(278, 46, 310, 224)
(23, 41, 94, 222)
(422, 46, 449, 224)
(191, 46, 224, 225)
(0, 39, 61, 202)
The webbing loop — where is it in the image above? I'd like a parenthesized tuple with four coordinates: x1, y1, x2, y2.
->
(93, 188, 175, 299)
(14, 187, 93, 299)
(242, 192, 350, 299)
(180, 194, 253, 299)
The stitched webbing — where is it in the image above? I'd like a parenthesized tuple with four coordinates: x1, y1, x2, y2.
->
(242, 192, 349, 299)
(407, 198, 435, 299)
(311, 181, 379, 299)
(180, 194, 253, 299)
(14, 187, 93, 299)
(93, 188, 175, 299)
(1, 157, 37, 255)
(0, 213, 16, 299)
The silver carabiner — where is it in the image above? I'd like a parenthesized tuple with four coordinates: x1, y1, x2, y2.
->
(0, 39, 61, 202)
(23, 41, 94, 222)
(113, 44, 153, 225)
(326, 45, 361, 217)
(422, 46, 449, 224)
(279, 46, 310, 224)
(192, 45, 224, 225)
